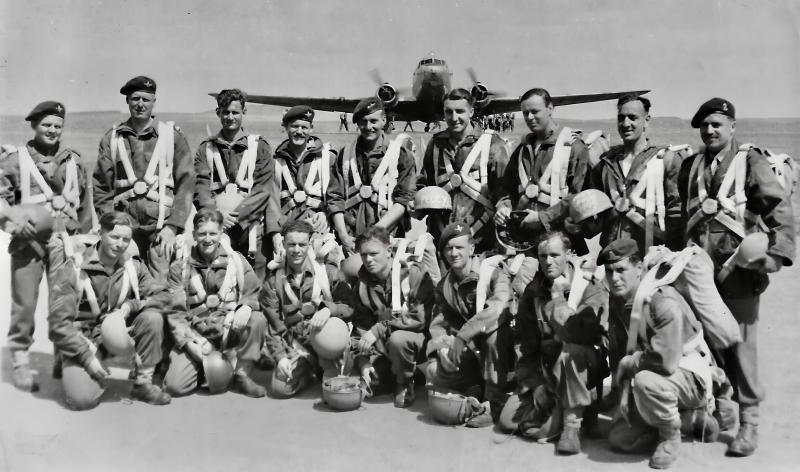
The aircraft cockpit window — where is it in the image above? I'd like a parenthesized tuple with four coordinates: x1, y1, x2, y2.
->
(420, 58, 434, 66)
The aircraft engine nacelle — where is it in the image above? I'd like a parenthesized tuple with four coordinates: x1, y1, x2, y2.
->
(376, 83, 399, 109)
(470, 83, 491, 109)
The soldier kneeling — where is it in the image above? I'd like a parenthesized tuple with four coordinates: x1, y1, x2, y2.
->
(47, 211, 172, 410)
(163, 208, 267, 398)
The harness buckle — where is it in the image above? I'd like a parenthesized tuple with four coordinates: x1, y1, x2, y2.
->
(359, 185, 373, 199)
(449, 174, 463, 188)
(50, 195, 67, 210)
(701, 198, 719, 215)
(205, 295, 221, 309)
(524, 184, 539, 199)
(301, 302, 317, 317)
(614, 197, 630, 213)
(224, 183, 239, 195)
(132, 181, 149, 196)
(293, 190, 307, 203)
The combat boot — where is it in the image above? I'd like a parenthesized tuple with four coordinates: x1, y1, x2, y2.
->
(727, 423, 758, 457)
(11, 350, 39, 392)
(394, 380, 415, 408)
(556, 408, 583, 455)
(131, 382, 172, 405)
(649, 423, 681, 469)
(232, 371, 267, 398)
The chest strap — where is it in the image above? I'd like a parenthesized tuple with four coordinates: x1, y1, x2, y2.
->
(18, 146, 80, 222)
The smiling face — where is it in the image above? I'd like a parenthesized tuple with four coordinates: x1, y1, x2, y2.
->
(283, 231, 311, 269)
(537, 237, 568, 281)
(193, 220, 223, 260)
(443, 234, 474, 271)
(605, 257, 642, 299)
(284, 119, 313, 147)
(359, 238, 392, 277)
(31, 115, 64, 148)
(617, 99, 649, 144)
(521, 95, 553, 134)
(357, 109, 386, 143)
(126, 91, 156, 121)
(217, 100, 246, 135)
(444, 98, 474, 135)
(99, 224, 133, 263)
(699, 113, 735, 154)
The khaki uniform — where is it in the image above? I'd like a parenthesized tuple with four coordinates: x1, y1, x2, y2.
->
(194, 131, 274, 277)
(328, 133, 416, 238)
(678, 139, 795, 415)
(1, 142, 91, 353)
(589, 142, 686, 252)
(497, 128, 592, 254)
(417, 128, 509, 251)
(94, 119, 195, 278)
(427, 256, 514, 414)
(163, 245, 267, 395)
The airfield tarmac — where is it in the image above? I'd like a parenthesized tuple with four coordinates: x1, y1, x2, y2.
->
(1, 118, 799, 471)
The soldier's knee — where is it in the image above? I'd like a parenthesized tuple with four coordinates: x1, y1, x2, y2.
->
(132, 310, 164, 334)
(632, 370, 663, 396)
(497, 394, 523, 432)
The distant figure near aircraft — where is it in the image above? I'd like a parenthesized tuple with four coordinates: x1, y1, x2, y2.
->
(339, 112, 349, 132)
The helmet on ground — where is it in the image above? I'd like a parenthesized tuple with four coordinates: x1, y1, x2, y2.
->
(568, 189, 613, 224)
(62, 361, 104, 410)
(100, 312, 134, 357)
(310, 317, 350, 360)
(498, 388, 562, 440)
(214, 188, 244, 214)
(413, 186, 452, 216)
(322, 375, 365, 411)
(202, 351, 233, 394)
(428, 390, 477, 425)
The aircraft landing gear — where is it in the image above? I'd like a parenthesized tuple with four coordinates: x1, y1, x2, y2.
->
(424, 122, 430, 132)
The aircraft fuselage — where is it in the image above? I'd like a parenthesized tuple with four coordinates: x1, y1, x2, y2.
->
(410, 58, 451, 124)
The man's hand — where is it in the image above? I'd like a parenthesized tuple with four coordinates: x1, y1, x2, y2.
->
(521, 209, 544, 231)
(86, 356, 110, 382)
(185, 337, 213, 362)
(357, 330, 377, 353)
(361, 361, 377, 384)
(339, 233, 356, 256)
(309, 307, 331, 330)
(3, 206, 35, 239)
(155, 225, 177, 259)
(438, 347, 458, 373)
(758, 254, 783, 274)
(277, 357, 293, 381)
(272, 233, 285, 261)
(220, 209, 239, 230)
(448, 336, 466, 367)
(615, 354, 637, 387)
(232, 305, 252, 331)
(494, 206, 512, 226)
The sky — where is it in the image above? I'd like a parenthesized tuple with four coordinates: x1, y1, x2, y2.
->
(1, 0, 798, 119)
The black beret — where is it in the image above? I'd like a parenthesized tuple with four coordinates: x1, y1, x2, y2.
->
(282, 105, 315, 125)
(597, 238, 639, 266)
(352, 98, 384, 123)
(691, 97, 735, 128)
(25, 101, 65, 122)
(438, 221, 473, 251)
(120, 76, 157, 96)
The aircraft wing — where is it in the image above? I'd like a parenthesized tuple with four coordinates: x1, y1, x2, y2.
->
(227, 94, 367, 113)
(479, 90, 650, 115)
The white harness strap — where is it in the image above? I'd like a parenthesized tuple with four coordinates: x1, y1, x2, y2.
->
(79, 257, 140, 316)
(111, 122, 176, 230)
(18, 146, 80, 218)
(274, 142, 332, 212)
(476, 255, 505, 314)
(566, 258, 594, 311)
(537, 127, 574, 205)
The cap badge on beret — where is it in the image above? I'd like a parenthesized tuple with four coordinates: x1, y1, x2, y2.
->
(454, 224, 464, 232)
(144, 80, 153, 88)
(304, 111, 313, 120)
(56, 104, 64, 113)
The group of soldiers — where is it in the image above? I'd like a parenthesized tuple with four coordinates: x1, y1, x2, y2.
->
(480, 112, 515, 133)
(0, 75, 794, 469)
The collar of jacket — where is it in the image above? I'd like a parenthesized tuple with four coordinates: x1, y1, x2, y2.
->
(274, 136, 324, 162)
(25, 140, 76, 165)
(80, 242, 126, 274)
(282, 256, 318, 281)
(115, 117, 160, 138)
(203, 129, 250, 149)
(188, 245, 231, 270)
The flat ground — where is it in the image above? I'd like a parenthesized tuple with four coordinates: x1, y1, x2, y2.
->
(1, 119, 799, 471)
